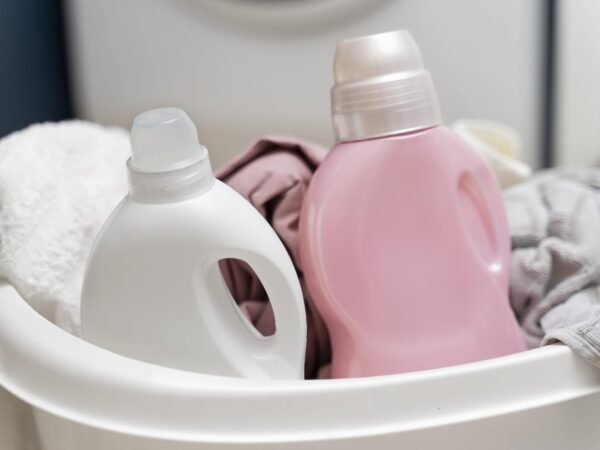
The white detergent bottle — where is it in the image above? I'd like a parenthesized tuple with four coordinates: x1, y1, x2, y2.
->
(81, 107, 307, 380)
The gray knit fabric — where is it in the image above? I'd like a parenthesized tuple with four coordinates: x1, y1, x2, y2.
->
(505, 168, 600, 367)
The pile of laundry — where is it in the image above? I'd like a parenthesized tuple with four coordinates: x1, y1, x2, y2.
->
(1, 119, 600, 379)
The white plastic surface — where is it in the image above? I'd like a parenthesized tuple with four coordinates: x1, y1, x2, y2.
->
(82, 108, 307, 379)
(81, 180, 307, 380)
(1, 283, 600, 449)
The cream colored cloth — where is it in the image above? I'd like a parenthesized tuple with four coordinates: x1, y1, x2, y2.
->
(452, 119, 532, 189)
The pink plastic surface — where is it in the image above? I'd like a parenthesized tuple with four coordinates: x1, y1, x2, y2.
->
(299, 126, 526, 378)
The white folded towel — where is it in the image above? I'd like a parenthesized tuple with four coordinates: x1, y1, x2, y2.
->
(0, 121, 129, 335)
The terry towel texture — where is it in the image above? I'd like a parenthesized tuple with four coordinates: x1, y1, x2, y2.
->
(505, 168, 600, 367)
(0, 122, 129, 335)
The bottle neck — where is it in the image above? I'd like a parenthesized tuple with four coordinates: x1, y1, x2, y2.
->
(127, 157, 214, 203)
(331, 72, 442, 143)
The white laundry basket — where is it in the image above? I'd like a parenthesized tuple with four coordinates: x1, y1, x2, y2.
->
(1, 281, 600, 450)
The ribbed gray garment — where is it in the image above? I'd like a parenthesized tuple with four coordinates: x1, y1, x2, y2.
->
(505, 168, 600, 367)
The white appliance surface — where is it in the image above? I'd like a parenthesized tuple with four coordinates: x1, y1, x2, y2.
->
(555, 0, 600, 166)
(66, 0, 543, 168)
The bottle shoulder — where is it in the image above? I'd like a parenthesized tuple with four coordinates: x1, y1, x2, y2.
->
(321, 126, 481, 172)
(330, 125, 467, 151)
(109, 181, 254, 221)
(305, 124, 497, 214)
(93, 181, 278, 253)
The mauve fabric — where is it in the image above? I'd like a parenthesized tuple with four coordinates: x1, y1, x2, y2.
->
(216, 136, 330, 379)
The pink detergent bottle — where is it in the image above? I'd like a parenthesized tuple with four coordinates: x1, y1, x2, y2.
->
(299, 30, 526, 378)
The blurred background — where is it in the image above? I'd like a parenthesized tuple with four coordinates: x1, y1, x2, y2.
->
(1, 0, 598, 169)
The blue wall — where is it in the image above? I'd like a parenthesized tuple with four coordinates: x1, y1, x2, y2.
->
(0, 0, 72, 137)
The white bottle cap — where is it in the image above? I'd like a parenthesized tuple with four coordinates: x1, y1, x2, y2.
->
(331, 30, 442, 142)
(127, 108, 214, 203)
